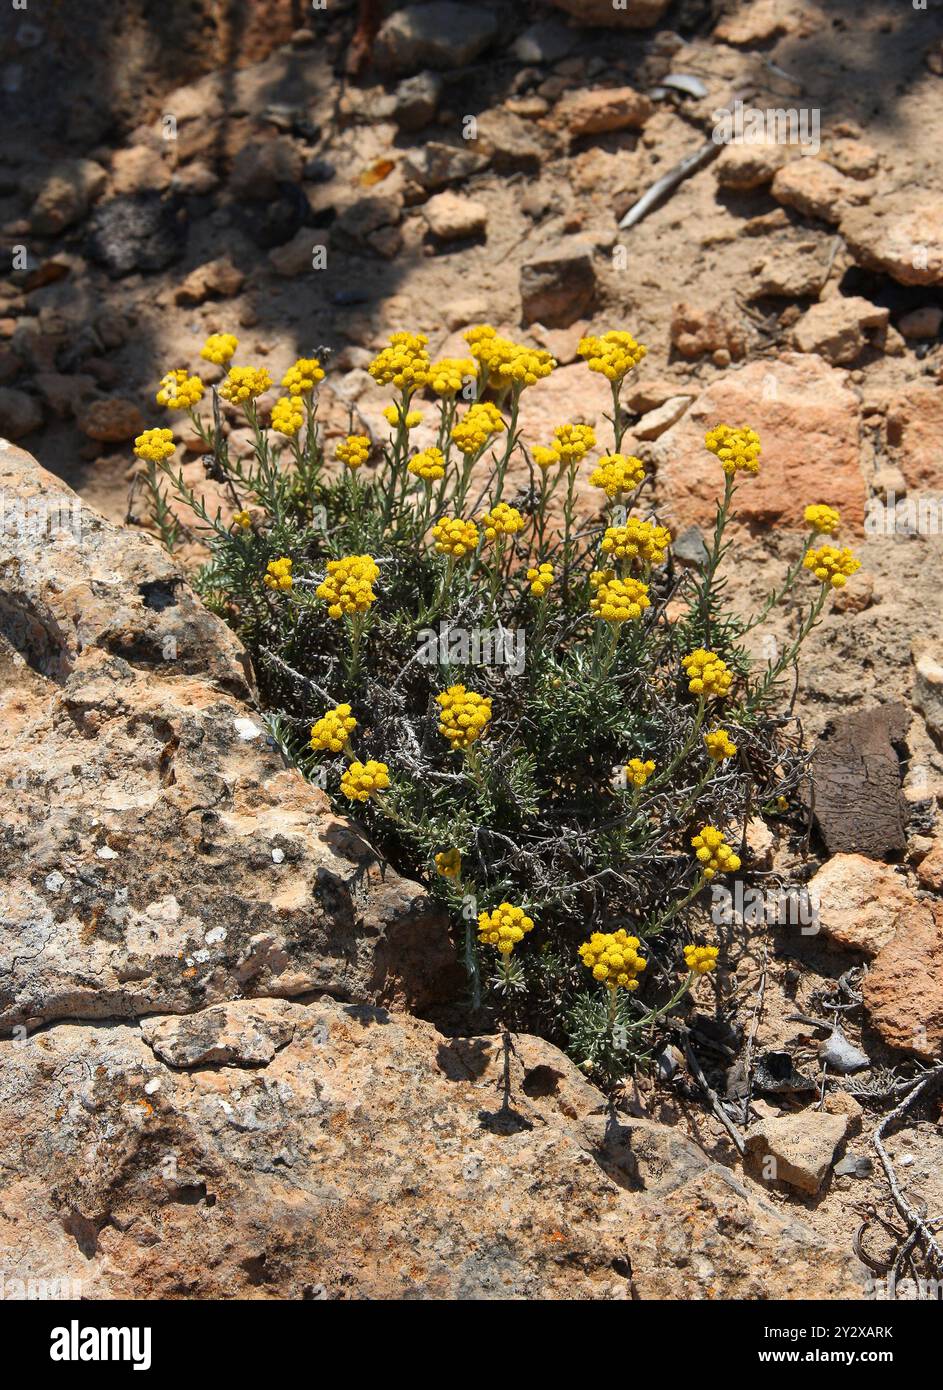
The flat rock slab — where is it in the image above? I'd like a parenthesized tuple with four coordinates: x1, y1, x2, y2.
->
(812, 704, 909, 859)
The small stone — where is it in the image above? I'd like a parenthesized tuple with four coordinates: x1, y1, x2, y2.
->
(29, 159, 107, 235)
(670, 301, 747, 360)
(374, 3, 499, 74)
(916, 837, 943, 892)
(268, 229, 329, 278)
(422, 190, 487, 241)
(841, 194, 943, 287)
(86, 193, 187, 277)
(229, 138, 303, 200)
(0, 386, 43, 438)
(520, 238, 596, 327)
(632, 395, 692, 440)
(556, 86, 652, 137)
(672, 525, 709, 566)
(791, 295, 889, 365)
(819, 1029, 870, 1074)
(745, 1112, 849, 1194)
(772, 158, 868, 226)
(402, 142, 489, 192)
(913, 638, 943, 744)
(394, 71, 443, 131)
(715, 139, 788, 190)
(79, 397, 144, 443)
(511, 22, 574, 64)
(862, 898, 943, 1059)
(833, 1154, 873, 1178)
(753, 1051, 817, 1096)
(174, 256, 245, 305)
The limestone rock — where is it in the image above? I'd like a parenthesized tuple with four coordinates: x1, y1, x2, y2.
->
(913, 638, 943, 744)
(772, 158, 869, 225)
(862, 899, 943, 1060)
(78, 397, 145, 443)
(841, 194, 943, 287)
(422, 191, 487, 241)
(651, 354, 866, 531)
(403, 142, 489, 192)
(374, 3, 499, 74)
(670, 301, 748, 361)
(715, 139, 788, 190)
(556, 86, 652, 137)
(745, 1112, 850, 1194)
(885, 385, 943, 491)
(174, 257, 245, 305)
(791, 296, 889, 366)
(0, 444, 458, 1031)
(29, 159, 107, 235)
(808, 854, 917, 955)
(229, 137, 303, 200)
(141, 1000, 297, 1068)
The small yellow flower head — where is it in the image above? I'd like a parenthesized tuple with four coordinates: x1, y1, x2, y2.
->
(684, 943, 720, 975)
(434, 848, 462, 880)
(451, 401, 506, 456)
(590, 574, 651, 624)
(368, 331, 431, 391)
(232, 509, 252, 529)
(691, 825, 741, 880)
(804, 503, 841, 536)
(281, 357, 324, 394)
(480, 502, 525, 543)
(408, 447, 446, 482)
(316, 554, 379, 619)
(200, 333, 238, 365)
(219, 365, 273, 405)
(552, 423, 595, 464)
(133, 427, 175, 463)
(624, 757, 655, 788)
(532, 445, 561, 472)
(463, 326, 555, 390)
(340, 759, 390, 802)
(803, 543, 861, 589)
(601, 518, 671, 568)
(478, 901, 535, 956)
(432, 516, 479, 559)
(336, 434, 371, 470)
(427, 357, 475, 397)
(264, 556, 293, 592)
(436, 683, 492, 750)
(578, 330, 647, 382)
(527, 562, 554, 597)
(383, 405, 423, 429)
(310, 703, 357, 753)
(588, 453, 645, 499)
(156, 369, 204, 410)
(578, 929, 647, 990)
(270, 395, 305, 437)
(704, 424, 761, 477)
(704, 729, 738, 761)
(681, 649, 733, 699)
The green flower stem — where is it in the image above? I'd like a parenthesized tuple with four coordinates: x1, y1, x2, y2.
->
(643, 876, 709, 939)
(742, 529, 817, 633)
(650, 696, 706, 789)
(610, 378, 627, 453)
(742, 584, 828, 715)
(345, 611, 369, 687)
(697, 471, 736, 647)
(490, 391, 520, 508)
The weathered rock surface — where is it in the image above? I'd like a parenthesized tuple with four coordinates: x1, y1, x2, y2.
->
(0, 446, 871, 1300)
(520, 239, 596, 327)
(745, 1112, 850, 1194)
(651, 354, 866, 531)
(808, 853, 918, 955)
(0, 999, 867, 1299)
(791, 296, 888, 366)
(374, 3, 499, 74)
(812, 705, 909, 860)
(0, 444, 457, 1031)
(841, 195, 943, 287)
(862, 899, 943, 1060)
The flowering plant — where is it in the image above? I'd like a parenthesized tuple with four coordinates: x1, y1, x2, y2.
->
(139, 328, 855, 1083)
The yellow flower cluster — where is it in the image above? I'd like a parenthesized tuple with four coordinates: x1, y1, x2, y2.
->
(435, 848, 462, 880)
(463, 325, 554, 389)
(437, 684, 492, 750)
(589, 572, 651, 623)
(134, 428, 175, 463)
(270, 395, 304, 436)
(200, 333, 238, 365)
(451, 401, 505, 455)
(532, 445, 561, 471)
(384, 405, 423, 429)
(704, 424, 761, 476)
(316, 554, 379, 618)
(684, 943, 719, 975)
(691, 826, 741, 880)
(432, 516, 479, 558)
(264, 556, 293, 592)
(704, 729, 737, 761)
(281, 357, 324, 394)
(552, 423, 595, 464)
(427, 357, 475, 397)
(588, 453, 645, 499)
(219, 365, 273, 404)
(336, 434, 371, 469)
(601, 518, 671, 567)
(804, 503, 840, 536)
(578, 930, 647, 990)
(232, 510, 251, 529)
(368, 331, 431, 391)
(478, 902, 535, 955)
(527, 562, 554, 597)
(309, 703, 357, 753)
(340, 759, 390, 802)
(578, 330, 647, 381)
(803, 544, 861, 589)
(408, 447, 446, 481)
(156, 369, 204, 410)
(480, 502, 524, 543)
(681, 649, 733, 699)
(624, 757, 655, 787)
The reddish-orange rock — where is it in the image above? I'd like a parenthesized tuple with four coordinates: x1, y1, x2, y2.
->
(862, 899, 943, 1060)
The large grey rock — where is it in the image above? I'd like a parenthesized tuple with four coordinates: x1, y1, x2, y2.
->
(375, 3, 499, 74)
